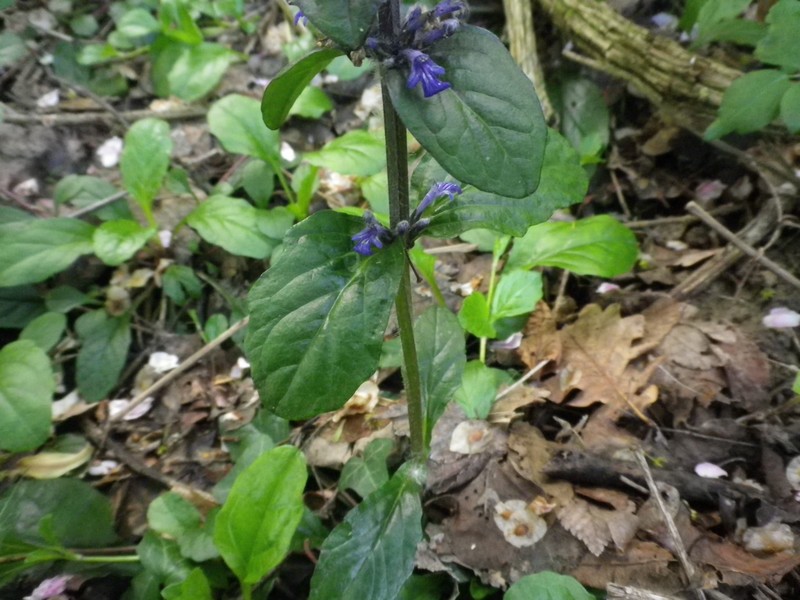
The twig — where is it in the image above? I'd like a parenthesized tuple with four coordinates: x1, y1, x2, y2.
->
(1, 105, 209, 126)
(495, 360, 548, 400)
(685, 201, 800, 291)
(66, 191, 127, 218)
(609, 168, 632, 219)
(49, 72, 130, 129)
(633, 448, 704, 600)
(625, 205, 740, 229)
(107, 317, 249, 423)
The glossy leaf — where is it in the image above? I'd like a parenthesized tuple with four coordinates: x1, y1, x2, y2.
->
(186, 195, 275, 258)
(0, 218, 94, 287)
(421, 129, 586, 238)
(415, 306, 465, 441)
(20, 312, 67, 352)
(505, 571, 593, 600)
(705, 69, 790, 139)
(304, 129, 386, 177)
(209, 94, 280, 164)
(458, 292, 495, 339)
(0, 341, 54, 452)
(261, 47, 342, 129)
(120, 118, 172, 218)
(137, 531, 192, 586)
(781, 82, 800, 133)
(214, 446, 307, 584)
(755, 0, 800, 70)
(293, 0, 381, 50)
(309, 463, 424, 600)
(387, 26, 546, 198)
(162, 568, 213, 600)
(75, 310, 131, 402)
(245, 211, 403, 419)
(93, 219, 155, 266)
(491, 270, 543, 321)
(340, 438, 394, 498)
(506, 215, 639, 276)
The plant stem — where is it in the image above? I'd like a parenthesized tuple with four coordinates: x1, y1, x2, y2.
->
(379, 0, 425, 457)
(241, 582, 253, 600)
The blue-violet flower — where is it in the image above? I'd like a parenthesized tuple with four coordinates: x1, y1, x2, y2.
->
(404, 6, 425, 34)
(413, 181, 463, 219)
(433, 0, 467, 18)
(402, 49, 451, 98)
(352, 211, 392, 256)
(294, 9, 307, 25)
(419, 18, 461, 46)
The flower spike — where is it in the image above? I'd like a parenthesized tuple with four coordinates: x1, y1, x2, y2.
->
(402, 49, 450, 98)
(413, 181, 463, 219)
(352, 211, 392, 256)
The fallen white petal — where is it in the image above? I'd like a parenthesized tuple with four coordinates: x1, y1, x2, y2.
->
(763, 307, 800, 329)
(694, 462, 727, 479)
(148, 351, 179, 373)
(108, 397, 154, 421)
(24, 575, 70, 600)
(280, 141, 297, 162)
(51, 390, 81, 419)
(96, 136, 124, 168)
(158, 230, 172, 248)
(36, 89, 60, 108)
(596, 282, 621, 294)
(88, 459, 119, 476)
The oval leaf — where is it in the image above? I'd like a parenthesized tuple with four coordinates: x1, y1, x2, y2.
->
(120, 118, 172, 216)
(209, 94, 280, 164)
(387, 26, 546, 199)
(186, 195, 274, 259)
(214, 446, 307, 584)
(491, 270, 543, 321)
(262, 48, 343, 129)
(293, 0, 381, 50)
(505, 571, 593, 600)
(781, 82, 800, 133)
(0, 340, 54, 452)
(76, 310, 131, 403)
(309, 463, 424, 600)
(245, 211, 403, 419)
(93, 219, 155, 266)
(506, 215, 638, 277)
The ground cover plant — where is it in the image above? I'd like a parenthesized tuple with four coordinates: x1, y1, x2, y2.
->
(1, 0, 800, 598)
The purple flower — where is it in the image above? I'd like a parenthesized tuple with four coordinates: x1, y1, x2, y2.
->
(419, 18, 461, 46)
(352, 211, 391, 256)
(24, 576, 70, 600)
(413, 181, 462, 219)
(403, 6, 425, 34)
(433, 0, 467, 18)
(294, 9, 307, 26)
(763, 307, 800, 329)
(402, 49, 450, 98)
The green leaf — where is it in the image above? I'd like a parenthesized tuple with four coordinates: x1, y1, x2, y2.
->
(159, 0, 203, 45)
(209, 94, 280, 164)
(54, 175, 130, 221)
(309, 463, 424, 600)
(458, 292, 495, 339)
(0, 218, 94, 287)
(340, 438, 394, 498)
(186, 195, 275, 258)
(76, 310, 131, 402)
(293, 0, 381, 50)
(256, 206, 295, 244)
(93, 219, 155, 266)
(793, 372, 800, 395)
(0, 32, 27, 68)
(0, 287, 45, 329)
(45, 286, 91, 313)
(387, 26, 546, 198)
(506, 215, 637, 276)
(0, 478, 117, 547)
(162, 265, 202, 305)
(550, 75, 610, 163)
(162, 567, 213, 600)
(70, 14, 99, 37)
(422, 129, 587, 238)
(754, 0, 800, 70)
(116, 8, 161, 38)
(261, 47, 342, 129)
(215, 446, 307, 584)
(679, 0, 708, 31)
(504, 571, 593, 600)
(705, 69, 791, 139)
(152, 40, 240, 101)
(245, 211, 403, 419)
(148, 493, 219, 562)
(695, 0, 751, 27)
(137, 531, 192, 586)
(491, 270, 543, 321)
(453, 361, 510, 420)
(290, 86, 334, 120)
(693, 19, 766, 47)
(20, 312, 67, 352)
(240, 159, 275, 208)
(360, 171, 389, 214)
(304, 129, 386, 177)
(0, 341, 54, 452)
(120, 118, 172, 218)
(781, 82, 800, 133)
(415, 306, 465, 440)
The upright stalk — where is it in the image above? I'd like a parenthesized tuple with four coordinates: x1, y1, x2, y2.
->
(379, 0, 425, 457)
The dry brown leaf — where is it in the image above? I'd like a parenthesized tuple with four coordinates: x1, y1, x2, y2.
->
(558, 497, 639, 556)
(517, 301, 561, 369)
(690, 537, 800, 585)
(488, 385, 550, 424)
(571, 540, 680, 594)
(507, 423, 574, 507)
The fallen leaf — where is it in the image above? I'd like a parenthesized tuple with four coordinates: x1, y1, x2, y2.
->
(558, 497, 639, 556)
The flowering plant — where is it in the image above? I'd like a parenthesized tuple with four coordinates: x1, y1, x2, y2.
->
(244, 0, 585, 597)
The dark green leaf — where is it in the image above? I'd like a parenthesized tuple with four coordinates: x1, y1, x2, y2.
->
(706, 69, 790, 139)
(261, 48, 342, 129)
(781, 83, 800, 133)
(20, 312, 67, 352)
(422, 129, 586, 238)
(70, 14, 99, 37)
(458, 292, 495, 339)
(340, 438, 394, 498)
(0, 478, 117, 547)
(304, 129, 386, 177)
(693, 19, 766, 47)
(152, 41, 240, 101)
(162, 265, 202, 305)
(415, 306, 465, 441)
(120, 118, 172, 218)
(0, 341, 54, 452)
(76, 310, 131, 402)
(162, 567, 213, 600)
(54, 175, 130, 221)
(215, 446, 307, 583)
(0, 32, 27, 67)
(755, 0, 800, 70)
(245, 211, 403, 419)
(209, 94, 280, 164)
(0, 287, 45, 328)
(293, 0, 381, 50)
(137, 531, 192, 586)
(45, 286, 91, 313)
(0, 219, 94, 287)
(186, 195, 275, 258)
(309, 463, 424, 600)
(506, 215, 638, 276)
(504, 571, 593, 600)
(387, 26, 546, 198)
(148, 493, 219, 562)
(93, 219, 155, 266)
(491, 270, 543, 321)
(549, 75, 609, 162)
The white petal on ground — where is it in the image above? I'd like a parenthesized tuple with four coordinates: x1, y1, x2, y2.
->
(694, 462, 727, 479)
(96, 136, 124, 168)
(762, 307, 800, 329)
(108, 397, 154, 421)
(148, 351, 179, 374)
(36, 89, 60, 108)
